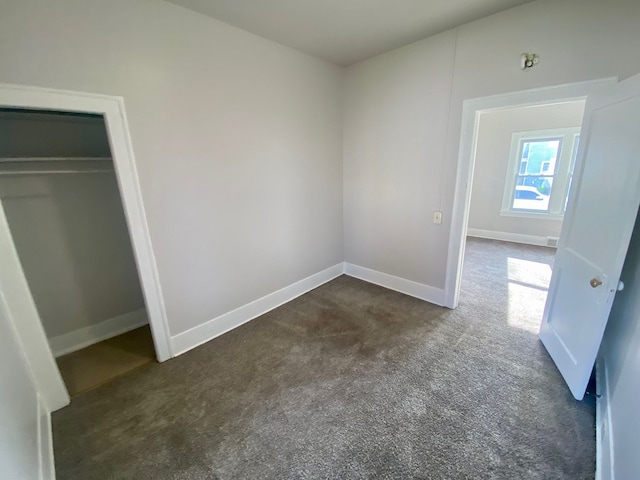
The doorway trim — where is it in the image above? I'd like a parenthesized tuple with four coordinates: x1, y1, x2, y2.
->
(443, 77, 619, 310)
(0, 83, 172, 411)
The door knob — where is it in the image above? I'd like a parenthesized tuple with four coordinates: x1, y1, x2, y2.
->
(590, 278, 603, 288)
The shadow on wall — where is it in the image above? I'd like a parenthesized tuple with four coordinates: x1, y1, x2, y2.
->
(1, 172, 145, 339)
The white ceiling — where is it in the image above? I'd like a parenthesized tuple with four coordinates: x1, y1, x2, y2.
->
(165, 0, 534, 66)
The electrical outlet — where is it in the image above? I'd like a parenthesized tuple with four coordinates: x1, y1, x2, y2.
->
(433, 211, 442, 224)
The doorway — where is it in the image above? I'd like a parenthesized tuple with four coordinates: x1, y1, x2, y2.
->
(0, 83, 171, 412)
(444, 77, 618, 310)
(458, 100, 586, 329)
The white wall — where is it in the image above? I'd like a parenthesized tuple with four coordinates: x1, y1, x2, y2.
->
(343, 31, 456, 288)
(344, 0, 640, 292)
(0, 294, 43, 480)
(0, 0, 344, 339)
(599, 209, 640, 480)
(0, 111, 146, 342)
(468, 101, 585, 240)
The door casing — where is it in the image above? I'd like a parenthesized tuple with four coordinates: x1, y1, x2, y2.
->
(0, 83, 173, 412)
(444, 77, 619, 310)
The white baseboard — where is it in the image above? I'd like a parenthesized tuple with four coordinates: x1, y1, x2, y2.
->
(37, 395, 55, 480)
(170, 263, 344, 356)
(343, 263, 445, 306)
(596, 357, 615, 480)
(467, 228, 558, 248)
(49, 308, 148, 357)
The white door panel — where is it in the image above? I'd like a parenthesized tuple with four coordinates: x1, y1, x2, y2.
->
(540, 73, 640, 400)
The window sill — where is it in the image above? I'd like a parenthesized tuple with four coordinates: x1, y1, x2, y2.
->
(499, 209, 564, 221)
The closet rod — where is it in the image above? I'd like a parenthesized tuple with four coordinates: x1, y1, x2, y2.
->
(0, 170, 114, 176)
(0, 156, 112, 163)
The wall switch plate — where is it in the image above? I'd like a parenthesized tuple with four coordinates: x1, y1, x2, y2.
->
(433, 211, 442, 224)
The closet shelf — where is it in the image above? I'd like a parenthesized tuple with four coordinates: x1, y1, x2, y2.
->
(0, 157, 114, 175)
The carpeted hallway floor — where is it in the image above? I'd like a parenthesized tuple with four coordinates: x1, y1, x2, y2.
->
(52, 238, 595, 479)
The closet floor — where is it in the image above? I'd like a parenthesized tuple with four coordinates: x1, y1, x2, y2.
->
(56, 326, 155, 397)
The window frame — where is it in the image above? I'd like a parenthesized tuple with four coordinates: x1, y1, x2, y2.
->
(500, 127, 581, 220)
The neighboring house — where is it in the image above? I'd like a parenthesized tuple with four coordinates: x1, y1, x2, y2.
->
(1, 0, 639, 479)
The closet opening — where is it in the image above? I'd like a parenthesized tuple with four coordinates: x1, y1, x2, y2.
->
(0, 107, 155, 398)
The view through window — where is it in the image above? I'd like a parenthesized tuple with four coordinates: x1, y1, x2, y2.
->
(501, 127, 581, 218)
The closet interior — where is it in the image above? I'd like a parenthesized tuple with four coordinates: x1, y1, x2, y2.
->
(0, 108, 155, 397)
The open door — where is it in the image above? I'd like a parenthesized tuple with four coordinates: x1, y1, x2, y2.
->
(539, 73, 640, 400)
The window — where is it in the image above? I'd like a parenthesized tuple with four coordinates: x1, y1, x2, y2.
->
(501, 127, 581, 219)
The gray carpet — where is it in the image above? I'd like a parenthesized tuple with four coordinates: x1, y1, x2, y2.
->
(52, 238, 595, 479)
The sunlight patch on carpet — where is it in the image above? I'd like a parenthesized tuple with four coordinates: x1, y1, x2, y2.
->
(507, 257, 552, 333)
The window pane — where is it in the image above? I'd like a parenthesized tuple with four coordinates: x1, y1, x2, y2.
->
(512, 139, 560, 212)
(513, 176, 554, 211)
(520, 139, 560, 175)
(519, 160, 527, 174)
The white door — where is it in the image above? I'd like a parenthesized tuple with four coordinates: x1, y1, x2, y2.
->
(0, 203, 69, 411)
(539, 73, 640, 400)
